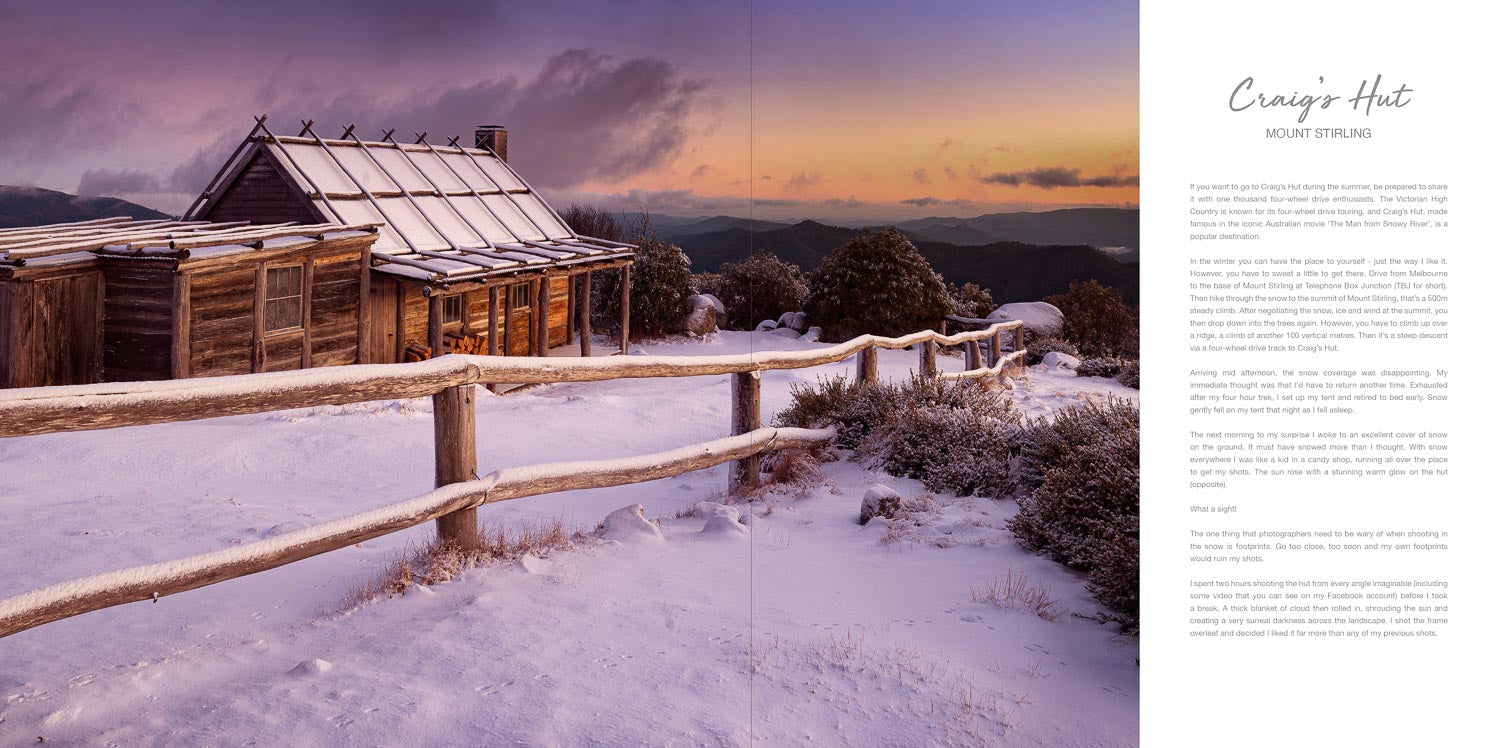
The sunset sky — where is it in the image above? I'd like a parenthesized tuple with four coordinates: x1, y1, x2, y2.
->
(0, 0, 1138, 222)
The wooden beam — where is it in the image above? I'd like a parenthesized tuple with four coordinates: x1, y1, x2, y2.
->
(356, 244, 371, 364)
(856, 348, 878, 384)
(535, 275, 551, 357)
(170, 273, 191, 379)
(300, 257, 314, 368)
(729, 372, 762, 495)
(427, 294, 443, 355)
(502, 284, 513, 356)
(395, 283, 406, 358)
(251, 264, 266, 373)
(433, 385, 481, 550)
(565, 274, 575, 346)
(618, 264, 631, 354)
(964, 340, 981, 372)
(486, 286, 501, 393)
(579, 271, 592, 358)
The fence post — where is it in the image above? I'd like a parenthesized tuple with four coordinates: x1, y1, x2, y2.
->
(729, 371, 761, 494)
(433, 384, 481, 550)
(919, 339, 939, 378)
(964, 340, 981, 372)
(856, 347, 878, 384)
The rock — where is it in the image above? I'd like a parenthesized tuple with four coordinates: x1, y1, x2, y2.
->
(799, 326, 822, 342)
(679, 295, 721, 336)
(1041, 351, 1080, 370)
(776, 311, 808, 332)
(769, 327, 800, 338)
(987, 301, 1064, 339)
(289, 659, 333, 677)
(755, 319, 778, 331)
(602, 504, 665, 542)
(859, 484, 903, 525)
(693, 501, 741, 520)
(701, 513, 751, 536)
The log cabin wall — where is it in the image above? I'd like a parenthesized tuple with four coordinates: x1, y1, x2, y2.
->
(0, 265, 106, 389)
(101, 263, 175, 382)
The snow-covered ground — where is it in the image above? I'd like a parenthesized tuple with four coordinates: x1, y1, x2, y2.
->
(0, 331, 1137, 746)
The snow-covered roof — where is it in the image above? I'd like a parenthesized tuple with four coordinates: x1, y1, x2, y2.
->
(187, 121, 635, 283)
(0, 218, 378, 269)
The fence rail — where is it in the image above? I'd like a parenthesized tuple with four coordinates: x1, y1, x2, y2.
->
(0, 320, 1023, 638)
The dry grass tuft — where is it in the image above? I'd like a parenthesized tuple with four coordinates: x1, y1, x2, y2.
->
(971, 568, 1065, 621)
(340, 518, 588, 611)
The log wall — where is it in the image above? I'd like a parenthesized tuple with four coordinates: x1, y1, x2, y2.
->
(101, 264, 175, 382)
(0, 268, 105, 388)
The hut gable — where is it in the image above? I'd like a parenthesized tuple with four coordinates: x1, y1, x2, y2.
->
(186, 121, 635, 286)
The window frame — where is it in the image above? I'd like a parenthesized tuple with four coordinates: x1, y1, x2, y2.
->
(262, 264, 305, 335)
(442, 294, 466, 326)
(511, 283, 533, 309)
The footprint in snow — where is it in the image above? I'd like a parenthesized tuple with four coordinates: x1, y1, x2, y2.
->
(67, 674, 96, 688)
(959, 614, 983, 624)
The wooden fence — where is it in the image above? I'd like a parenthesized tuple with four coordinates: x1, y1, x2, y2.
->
(0, 320, 1022, 638)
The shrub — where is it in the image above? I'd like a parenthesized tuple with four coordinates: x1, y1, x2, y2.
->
(1116, 360, 1140, 389)
(946, 281, 995, 319)
(773, 374, 896, 451)
(856, 376, 1020, 497)
(1075, 356, 1127, 379)
(863, 404, 1017, 497)
(1007, 398, 1139, 632)
(1024, 337, 1079, 366)
(971, 568, 1064, 621)
(1043, 280, 1138, 357)
(805, 228, 953, 342)
(560, 204, 626, 243)
(590, 235, 695, 340)
(716, 250, 810, 329)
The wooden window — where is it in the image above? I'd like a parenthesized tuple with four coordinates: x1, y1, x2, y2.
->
(442, 294, 465, 325)
(511, 283, 532, 309)
(264, 265, 303, 333)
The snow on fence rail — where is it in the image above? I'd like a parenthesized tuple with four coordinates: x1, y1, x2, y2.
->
(0, 427, 834, 638)
(0, 321, 1022, 638)
(0, 321, 1023, 438)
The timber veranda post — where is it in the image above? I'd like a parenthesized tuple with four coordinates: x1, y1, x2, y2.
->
(619, 265, 631, 354)
(433, 384, 482, 550)
(729, 371, 761, 495)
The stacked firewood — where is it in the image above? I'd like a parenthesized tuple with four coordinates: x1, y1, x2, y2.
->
(444, 333, 487, 355)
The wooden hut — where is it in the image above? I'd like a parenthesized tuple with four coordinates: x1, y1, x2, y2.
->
(0, 218, 377, 388)
(184, 120, 636, 364)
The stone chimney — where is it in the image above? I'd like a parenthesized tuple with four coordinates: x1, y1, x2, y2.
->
(475, 125, 507, 162)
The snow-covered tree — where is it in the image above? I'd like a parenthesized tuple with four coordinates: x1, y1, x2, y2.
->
(716, 250, 810, 330)
(1043, 280, 1137, 357)
(591, 235, 694, 341)
(805, 228, 953, 342)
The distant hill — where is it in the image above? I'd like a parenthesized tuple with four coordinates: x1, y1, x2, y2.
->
(895, 208, 1139, 252)
(678, 219, 1138, 305)
(0, 185, 169, 228)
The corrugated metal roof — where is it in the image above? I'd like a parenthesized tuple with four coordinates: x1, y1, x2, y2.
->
(189, 123, 634, 283)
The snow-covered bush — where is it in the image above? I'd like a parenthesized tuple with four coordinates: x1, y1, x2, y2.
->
(1007, 398, 1139, 632)
(591, 236, 695, 340)
(716, 250, 810, 330)
(805, 228, 954, 343)
(858, 376, 1021, 498)
(1024, 337, 1079, 366)
(946, 281, 995, 319)
(863, 403, 1017, 498)
(1043, 280, 1138, 357)
(1075, 356, 1127, 379)
(1116, 360, 1140, 389)
(773, 375, 896, 451)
